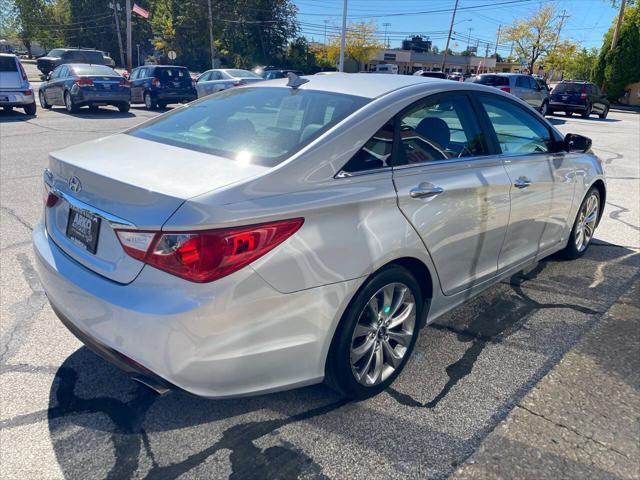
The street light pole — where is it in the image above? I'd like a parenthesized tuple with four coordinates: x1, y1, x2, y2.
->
(441, 0, 459, 72)
(207, 0, 215, 69)
(339, 0, 348, 72)
(125, 0, 132, 71)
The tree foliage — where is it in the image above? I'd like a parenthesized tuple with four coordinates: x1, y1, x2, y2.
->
(315, 20, 383, 71)
(504, 4, 558, 72)
(592, 4, 640, 98)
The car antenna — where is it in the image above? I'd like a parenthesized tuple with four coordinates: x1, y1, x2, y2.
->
(286, 72, 309, 89)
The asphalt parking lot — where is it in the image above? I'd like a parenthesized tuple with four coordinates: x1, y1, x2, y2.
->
(1, 91, 639, 479)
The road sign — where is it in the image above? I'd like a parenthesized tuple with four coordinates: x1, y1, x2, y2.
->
(168, 50, 177, 60)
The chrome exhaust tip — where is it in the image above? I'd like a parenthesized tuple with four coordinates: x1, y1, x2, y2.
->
(131, 374, 172, 396)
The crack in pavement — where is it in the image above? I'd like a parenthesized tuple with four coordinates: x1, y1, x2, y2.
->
(0, 206, 34, 232)
(515, 404, 633, 461)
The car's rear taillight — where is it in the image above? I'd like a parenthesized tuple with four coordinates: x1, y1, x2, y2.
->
(119, 78, 130, 87)
(151, 77, 161, 87)
(23, 89, 33, 96)
(44, 192, 59, 208)
(75, 78, 94, 87)
(580, 85, 587, 99)
(499, 86, 511, 93)
(116, 218, 304, 282)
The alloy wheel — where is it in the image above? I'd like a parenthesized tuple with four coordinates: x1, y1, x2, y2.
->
(540, 101, 548, 116)
(574, 193, 599, 252)
(350, 282, 416, 386)
(39, 91, 48, 108)
(64, 93, 73, 112)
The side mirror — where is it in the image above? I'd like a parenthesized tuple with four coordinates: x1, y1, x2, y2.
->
(564, 133, 592, 153)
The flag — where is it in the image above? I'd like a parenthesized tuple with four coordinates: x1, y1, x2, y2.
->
(132, 3, 150, 19)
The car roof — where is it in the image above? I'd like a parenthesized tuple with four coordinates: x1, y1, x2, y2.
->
(253, 73, 450, 99)
(0, 53, 17, 59)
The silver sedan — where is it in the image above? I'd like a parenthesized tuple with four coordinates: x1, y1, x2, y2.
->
(195, 68, 264, 97)
(34, 74, 605, 399)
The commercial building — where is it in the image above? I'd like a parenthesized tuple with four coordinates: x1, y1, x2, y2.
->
(363, 48, 497, 75)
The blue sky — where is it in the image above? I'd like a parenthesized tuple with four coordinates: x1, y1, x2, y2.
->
(293, 0, 618, 55)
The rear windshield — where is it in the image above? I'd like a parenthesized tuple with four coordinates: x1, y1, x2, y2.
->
(0, 56, 18, 72)
(128, 87, 369, 167)
(471, 75, 509, 86)
(71, 65, 118, 76)
(158, 67, 189, 79)
(553, 83, 585, 94)
(224, 69, 261, 78)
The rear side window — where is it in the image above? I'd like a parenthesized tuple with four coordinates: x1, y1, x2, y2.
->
(397, 93, 487, 163)
(0, 56, 18, 72)
(516, 76, 529, 88)
(478, 94, 552, 155)
(472, 75, 509, 86)
(129, 87, 369, 166)
(341, 120, 394, 174)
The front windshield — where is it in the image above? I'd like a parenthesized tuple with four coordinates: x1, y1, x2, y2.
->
(128, 87, 369, 167)
(48, 49, 64, 57)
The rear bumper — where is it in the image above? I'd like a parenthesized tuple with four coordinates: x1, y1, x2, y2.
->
(155, 90, 197, 103)
(72, 90, 130, 104)
(549, 102, 587, 112)
(0, 90, 35, 106)
(33, 220, 359, 398)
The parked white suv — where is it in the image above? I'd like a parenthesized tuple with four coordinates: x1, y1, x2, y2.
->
(470, 73, 550, 115)
(0, 54, 36, 115)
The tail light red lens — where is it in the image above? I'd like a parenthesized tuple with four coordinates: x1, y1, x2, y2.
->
(580, 85, 587, 99)
(499, 86, 511, 93)
(75, 78, 94, 87)
(116, 218, 304, 283)
(119, 78, 130, 87)
(151, 77, 161, 87)
(45, 193, 60, 208)
(23, 89, 33, 96)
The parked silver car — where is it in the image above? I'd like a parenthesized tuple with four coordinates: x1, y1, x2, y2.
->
(195, 68, 263, 97)
(34, 74, 605, 399)
(0, 54, 36, 115)
(470, 73, 551, 115)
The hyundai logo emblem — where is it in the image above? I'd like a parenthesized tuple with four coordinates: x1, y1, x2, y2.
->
(69, 176, 82, 193)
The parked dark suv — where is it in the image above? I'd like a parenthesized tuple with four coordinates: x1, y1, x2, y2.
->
(37, 48, 114, 76)
(549, 81, 610, 119)
(128, 65, 197, 110)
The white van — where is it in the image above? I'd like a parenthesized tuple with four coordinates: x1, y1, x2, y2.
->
(374, 64, 398, 74)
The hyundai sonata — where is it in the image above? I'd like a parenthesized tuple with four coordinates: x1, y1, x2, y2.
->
(34, 73, 605, 399)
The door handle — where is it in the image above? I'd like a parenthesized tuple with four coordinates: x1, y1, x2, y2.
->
(409, 185, 444, 199)
(514, 177, 532, 189)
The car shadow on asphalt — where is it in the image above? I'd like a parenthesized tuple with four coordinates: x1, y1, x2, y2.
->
(0, 110, 37, 122)
(2, 243, 637, 479)
(54, 107, 137, 119)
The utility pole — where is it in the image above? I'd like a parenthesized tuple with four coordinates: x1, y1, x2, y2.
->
(383, 22, 391, 48)
(484, 42, 490, 73)
(611, 0, 627, 50)
(441, 0, 459, 72)
(494, 24, 501, 57)
(207, 0, 215, 68)
(125, 0, 132, 71)
(109, 2, 125, 68)
(553, 10, 569, 51)
(339, 0, 348, 72)
(466, 27, 473, 50)
(324, 19, 328, 45)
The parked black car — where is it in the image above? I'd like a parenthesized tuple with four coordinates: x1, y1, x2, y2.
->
(36, 48, 115, 76)
(413, 70, 448, 79)
(128, 65, 197, 110)
(38, 64, 130, 113)
(549, 81, 610, 119)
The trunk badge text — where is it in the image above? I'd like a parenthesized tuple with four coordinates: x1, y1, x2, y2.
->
(69, 176, 82, 193)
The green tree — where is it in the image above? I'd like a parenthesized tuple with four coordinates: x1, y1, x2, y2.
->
(563, 48, 599, 80)
(592, 4, 640, 98)
(323, 21, 384, 71)
(504, 4, 558, 72)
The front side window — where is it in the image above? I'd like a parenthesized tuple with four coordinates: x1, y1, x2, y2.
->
(516, 76, 529, 88)
(129, 87, 369, 167)
(478, 94, 552, 155)
(397, 93, 486, 164)
(340, 121, 394, 174)
(47, 49, 64, 58)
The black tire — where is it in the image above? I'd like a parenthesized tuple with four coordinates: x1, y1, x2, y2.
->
(2, 106, 12, 112)
(581, 103, 592, 119)
(144, 92, 157, 110)
(325, 265, 423, 399)
(24, 102, 37, 116)
(89, 105, 99, 111)
(561, 187, 601, 260)
(539, 100, 549, 116)
(64, 92, 78, 113)
(157, 101, 167, 109)
(117, 102, 130, 113)
(565, 110, 573, 116)
(39, 90, 52, 109)
(599, 105, 609, 119)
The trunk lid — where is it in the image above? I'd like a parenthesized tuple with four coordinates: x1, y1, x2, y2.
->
(45, 133, 268, 283)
